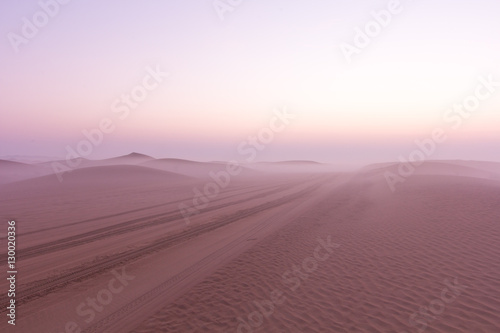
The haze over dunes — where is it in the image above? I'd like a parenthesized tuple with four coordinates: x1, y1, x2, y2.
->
(2, 0, 500, 332)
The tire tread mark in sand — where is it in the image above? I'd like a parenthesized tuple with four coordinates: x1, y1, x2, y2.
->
(0, 183, 320, 309)
(82, 183, 322, 333)
(15, 184, 288, 261)
(20, 182, 264, 237)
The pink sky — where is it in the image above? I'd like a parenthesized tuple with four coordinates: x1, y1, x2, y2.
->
(1, 0, 499, 164)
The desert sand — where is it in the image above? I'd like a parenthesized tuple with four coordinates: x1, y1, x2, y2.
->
(1, 156, 499, 332)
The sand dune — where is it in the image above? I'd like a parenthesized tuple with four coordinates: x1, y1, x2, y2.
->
(87, 152, 156, 166)
(0, 159, 499, 333)
(0, 159, 52, 184)
(37, 152, 154, 169)
(3, 165, 193, 195)
(450, 160, 500, 177)
(362, 160, 500, 181)
(141, 158, 230, 178)
(32, 153, 155, 180)
(46, 164, 190, 185)
(141, 158, 268, 180)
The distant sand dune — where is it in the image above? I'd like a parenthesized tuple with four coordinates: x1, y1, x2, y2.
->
(0, 159, 51, 184)
(87, 152, 155, 166)
(4, 164, 193, 190)
(362, 160, 500, 181)
(141, 158, 232, 178)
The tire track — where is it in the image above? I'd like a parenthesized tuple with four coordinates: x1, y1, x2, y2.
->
(82, 181, 325, 332)
(0, 181, 321, 310)
(15, 183, 289, 261)
(20, 181, 264, 237)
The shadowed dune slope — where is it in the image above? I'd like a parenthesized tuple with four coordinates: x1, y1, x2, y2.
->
(0, 159, 50, 184)
(141, 158, 265, 179)
(89, 152, 155, 166)
(361, 160, 500, 180)
(2, 165, 193, 195)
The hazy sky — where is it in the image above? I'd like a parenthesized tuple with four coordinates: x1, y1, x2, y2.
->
(1, 0, 499, 164)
